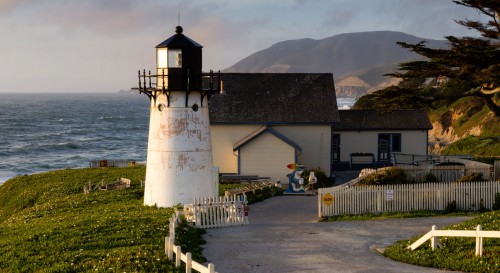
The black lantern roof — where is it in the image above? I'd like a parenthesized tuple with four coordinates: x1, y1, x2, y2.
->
(155, 26, 203, 49)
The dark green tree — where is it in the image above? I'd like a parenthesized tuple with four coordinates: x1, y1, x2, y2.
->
(355, 0, 500, 116)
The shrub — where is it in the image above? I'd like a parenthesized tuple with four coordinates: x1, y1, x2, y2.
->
(359, 167, 408, 185)
(478, 198, 488, 212)
(446, 200, 457, 213)
(424, 172, 439, 183)
(245, 186, 282, 204)
(302, 168, 333, 188)
(457, 172, 486, 182)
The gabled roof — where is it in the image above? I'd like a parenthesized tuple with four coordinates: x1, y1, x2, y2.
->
(333, 109, 433, 130)
(209, 73, 339, 124)
(233, 126, 302, 152)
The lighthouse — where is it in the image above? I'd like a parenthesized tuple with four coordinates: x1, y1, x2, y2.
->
(137, 26, 222, 207)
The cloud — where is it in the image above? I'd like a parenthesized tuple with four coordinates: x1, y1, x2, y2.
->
(0, 0, 27, 14)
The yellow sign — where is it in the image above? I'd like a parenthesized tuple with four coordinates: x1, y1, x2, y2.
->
(322, 193, 334, 206)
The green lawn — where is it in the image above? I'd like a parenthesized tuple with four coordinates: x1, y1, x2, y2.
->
(384, 210, 500, 273)
(0, 167, 179, 272)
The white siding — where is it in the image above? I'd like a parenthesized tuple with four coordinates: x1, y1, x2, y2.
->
(274, 125, 332, 175)
(401, 130, 428, 155)
(210, 125, 261, 173)
(239, 132, 295, 183)
(337, 130, 428, 161)
(338, 131, 378, 161)
(211, 124, 332, 177)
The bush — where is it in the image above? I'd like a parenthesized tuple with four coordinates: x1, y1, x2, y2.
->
(359, 167, 408, 185)
(302, 168, 334, 188)
(446, 200, 457, 213)
(457, 172, 486, 182)
(423, 172, 439, 183)
(245, 186, 282, 204)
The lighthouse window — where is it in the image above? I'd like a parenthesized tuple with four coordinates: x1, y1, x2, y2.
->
(157, 48, 168, 69)
(158, 103, 165, 112)
(168, 49, 182, 68)
(192, 104, 199, 112)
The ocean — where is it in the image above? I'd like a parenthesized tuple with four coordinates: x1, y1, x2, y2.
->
(0, 93, 356, 184)
(0, 93, 150, 184)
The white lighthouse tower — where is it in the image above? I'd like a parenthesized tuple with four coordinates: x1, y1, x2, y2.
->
(137, 26, 221, 207)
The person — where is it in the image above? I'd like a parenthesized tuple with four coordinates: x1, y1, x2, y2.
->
(274, 179, 281, 188)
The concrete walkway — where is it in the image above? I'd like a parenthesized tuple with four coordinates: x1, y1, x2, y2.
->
(203, 195, 468, 273)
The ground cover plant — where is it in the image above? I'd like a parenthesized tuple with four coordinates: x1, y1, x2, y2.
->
(0, 168, 283, 272)
(0, 167, 203, 272)
(384, 210, 500, 273)
(244, 186, 283, 204)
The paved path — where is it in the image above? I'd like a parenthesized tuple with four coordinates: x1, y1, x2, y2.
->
(203, 195, 469, 273)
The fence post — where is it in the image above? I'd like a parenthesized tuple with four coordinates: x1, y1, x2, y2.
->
(168, 238, 174, 260)
(175, 245, 182, 267)
(208, 263, 215, 273)
(475, 225, 483, 256)
(165, 236, 169, 255)
(318, 190, 322, 218)
(186, 252, 192, 272)
(430, 225, 438, 250)
(169, 222, 175, 238)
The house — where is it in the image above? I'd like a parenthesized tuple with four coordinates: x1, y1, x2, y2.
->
(208, 73, 432, 182)
(209, 73, 339, 183)
(331, 110, 433, 170)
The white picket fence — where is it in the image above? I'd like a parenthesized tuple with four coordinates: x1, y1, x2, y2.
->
(165, 211, 218, 273)
(408, 224, 500, 257)
(318, 181, 500, 217)
(184, 195, 249, 228)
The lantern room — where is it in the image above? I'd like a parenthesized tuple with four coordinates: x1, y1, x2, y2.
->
(155, 26, 202, 91)
(137, 26, 222, 106)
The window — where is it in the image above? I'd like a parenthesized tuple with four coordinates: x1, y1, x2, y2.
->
(391, 134, 401, 152)
(168, 49, 182, 68)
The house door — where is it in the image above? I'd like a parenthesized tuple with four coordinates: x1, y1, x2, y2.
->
(331, 134, 340, 162)
(378, 133, 401, 162)
(378, 135, 390, 161)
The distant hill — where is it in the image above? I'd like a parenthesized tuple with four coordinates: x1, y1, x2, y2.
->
(224, 31, 447, 97)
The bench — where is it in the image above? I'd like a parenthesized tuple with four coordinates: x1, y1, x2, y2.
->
(221, 175, 271, 184)
(350, 153, 375, 169)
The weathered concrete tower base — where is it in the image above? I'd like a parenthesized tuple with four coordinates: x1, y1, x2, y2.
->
(144, 92, 217, 207)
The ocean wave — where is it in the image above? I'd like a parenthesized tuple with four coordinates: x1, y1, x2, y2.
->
(0, 93, 149, 182)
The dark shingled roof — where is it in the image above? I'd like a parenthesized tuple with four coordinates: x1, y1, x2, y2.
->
(333, 109, 433, 130)
(156, 27, 203, 49)
(209, 73, 339, 124)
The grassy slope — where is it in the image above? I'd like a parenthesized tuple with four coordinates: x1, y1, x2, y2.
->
(428, 96, 500, 156)
(0, 167, 176, 273)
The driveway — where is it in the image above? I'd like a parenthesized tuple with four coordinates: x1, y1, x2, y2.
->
(203, 195, 468, 273)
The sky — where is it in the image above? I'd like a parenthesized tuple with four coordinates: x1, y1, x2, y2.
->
(0, 0, 485, 93)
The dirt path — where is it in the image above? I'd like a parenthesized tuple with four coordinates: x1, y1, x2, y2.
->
(203, 195, 468, 273)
